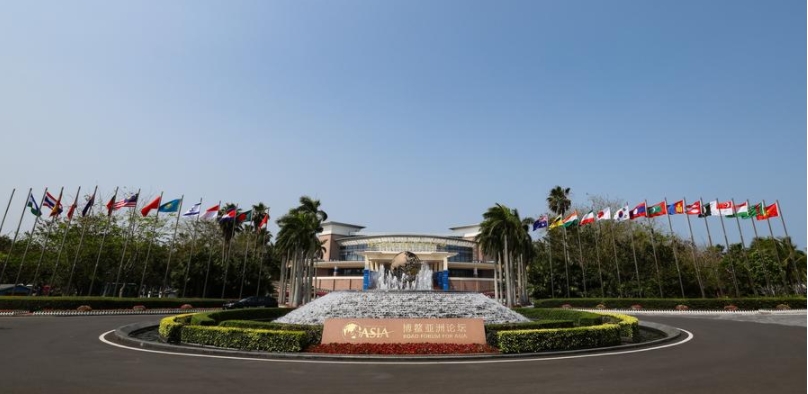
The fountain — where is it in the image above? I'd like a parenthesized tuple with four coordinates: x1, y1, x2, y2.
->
(274, 251, 529, 325)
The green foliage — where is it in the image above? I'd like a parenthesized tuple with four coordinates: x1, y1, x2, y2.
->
(219, 320, 323, 347)
(0, 296, 225, 311)
(532, 297, 807, 310)
(180, 325, 306, 352)
(484, 320, 574, 347)
(498, 324, 622, 354)
(199, 307, 293, 324)
(598, 312, 640, 342)
(514, 308, 603, 326)
(158, 314, 193, 343)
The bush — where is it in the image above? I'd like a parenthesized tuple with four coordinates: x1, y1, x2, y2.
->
(598, 312, 640, 342)
(180, 326, 306, 352)
(200, 307, 294, 325)
(533, 297, 807, 310)
(0, 296, 226, 312)
(514, 308, 603, 326)
(498, 324, 622, 354)
(485, 320, 573, 347)
(158, 314, 193, 343)
(219, 320, 323, 347)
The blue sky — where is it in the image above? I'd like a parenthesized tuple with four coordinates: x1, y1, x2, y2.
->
(0, 1, 804, 248)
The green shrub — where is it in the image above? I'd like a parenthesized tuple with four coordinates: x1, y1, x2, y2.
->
(158, 314, 193, 343)
(0, 296, 226, 312)
(202, 308, 293, 324)
(180, 326, 306, 352)
(514, 308, 603, 326)
(533, 297, 807, 310)
(219, 320, 323, 347)
(599, 312, 640, 342)
(190, 314, 216, 326)
(485, 320, 573, 347)
(498, 324, 622, 354)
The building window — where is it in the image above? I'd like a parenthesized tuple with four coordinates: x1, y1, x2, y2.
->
(447, 245, 473, 262)
(339, 244, 368, 261)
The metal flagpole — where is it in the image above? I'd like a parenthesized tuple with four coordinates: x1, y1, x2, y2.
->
(114, 188, 140, 297)
(608, 209, 622, 297)
(182, 198, 203, 298)
(238, 216, 252, 299)
(255, 229, 266, 297)
(88, 187, 118, 296)
(13, 188, 48, 288)
(775, 200, 802, 295)
(31, 187, 63, 288)
(545, 218, 555, 298)
(747, 200, 772, 294)
(716, 197, 739, 297)
(574, 217, 587, 298)
(731, 198, 757, 296)
(560, 222, 571, 298)
(626, 203, 642, 298)
(139, 192, 163, 297)
(761, 199, 787, 293)
(202, 200, 220, 298)
(162, 196, 184, 296)
(49, 186, 81, 290)
(66, 186, 96, 295)
(683, 198, 705, 298)
(222, 203, 239, 299)
(644, 200, 663, 297)
(0, 188, 30, 284)
(0, 188, 15, 236)
(699, 197, 724, 296)
(592, 207, 604, 298)
(664, 199, 685, 298)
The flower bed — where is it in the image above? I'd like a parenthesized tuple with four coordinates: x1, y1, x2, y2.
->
(307, 343, 498, 355)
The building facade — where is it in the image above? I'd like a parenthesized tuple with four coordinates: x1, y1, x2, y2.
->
(315, 222, 495, 293)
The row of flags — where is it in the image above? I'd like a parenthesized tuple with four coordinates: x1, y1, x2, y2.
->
(532, 200, 781, 231)
(23, 190, 270, 232)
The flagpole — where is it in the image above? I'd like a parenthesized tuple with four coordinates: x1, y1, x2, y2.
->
(114, 188, 140, 297)
(573, 215, 587, 298)
(255, 228, 267, 296)
(222, 203, 239, 299)
(716, 197, 739, 297)
(730, 198, 757, 296)
(776, 200, 802, 295)
(747, 200, 772, 294)
(31, 186, 63, 289)
(138, 192, 163, 297)
(182, 198, 203, 298)
(544, 218, 555, 298)
(162, 196, 184, 296)
(202, 200, 221, 299)
(14, 188, 48, 289)
(626, 203, 642, 298)
(683, 198, 705, 298)
(607, 209, 622, 297)
(761, 199, 788, 293)
(644, 199, 663, 297)
(699, 197, 724, 297)
(88, 187, 118, 296)
(0, 188, 15, 236)
(663, 199, 685, 298)
(0, 188, 30, 285)
(592, 207, 604, 298)
(239, 215, 252, 299)
(560, 223, 571, 298)
(66, 185, 96, 295)
(49, 186, 81, 291)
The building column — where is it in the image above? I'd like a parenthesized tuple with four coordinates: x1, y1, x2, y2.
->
(442, 257, 449, 291)
(363, 255, 370, 290)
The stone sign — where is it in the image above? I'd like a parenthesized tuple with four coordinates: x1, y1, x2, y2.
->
(321, 318, 486, 344)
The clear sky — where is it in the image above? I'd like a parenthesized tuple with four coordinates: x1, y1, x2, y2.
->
(0, 1, 805, 248)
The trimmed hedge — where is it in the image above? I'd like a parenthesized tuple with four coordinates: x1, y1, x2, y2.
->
(180, 325, 306, 352)
(199, 308, 293, 325)
(158, 314, 193, 343)
(219, 320, 323, 347)
(599, 312, 640, 342)
(485, 320, 574, 347)
(514, 308, 603, 326)
(0, 296, 226, 311)
(498, 324, 622, 354)
(533, 297, 807, 310)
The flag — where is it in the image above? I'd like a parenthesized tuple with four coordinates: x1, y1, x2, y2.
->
(140, 196, 162, 216)
(579, 211, 595, 226)
(258, 213, 269, 232)
(647, 202, 667, 218)
(106, 195, 116, 216)
(667, 200, 685, 215)
(756, 203, 779, 220)
(532, 215, 549, 231)
(562, 211, 579, 227)
(114, 193, 139, 210)
(613, 206, 630, 222)
(728, 202, 749, 219)
(158, 199, 181, 213)
(596, 207, 611, 221)
(44, 191, 63, 217)
(27, 193, 41, 217)
(548, 216, 564, 229)
(66, 203, 77, 220)
(219, 208, 237, 221)
(629, 203, 646, 220)
(746, 203, 763, 219)
(698, 202, 712, 218)
(202, 204, 220, 220)
(82, 192, 96, 217)
(711, 200, 734, 216)
(686, 201, 701, 215)
(183, 203, 201, 217)
(236, 210, 253, 223)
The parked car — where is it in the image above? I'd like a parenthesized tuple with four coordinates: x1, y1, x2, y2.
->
(222, 296, 279, 309)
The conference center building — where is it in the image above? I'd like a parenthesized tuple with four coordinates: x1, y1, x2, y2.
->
(315, 222, 494, 293)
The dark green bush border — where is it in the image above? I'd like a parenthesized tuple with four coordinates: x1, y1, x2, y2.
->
(498, 324, 622, 354)
(220, 320, 323, 347)
(180, 326, 306, 352)
(533, 297, 807, 310)
(484, 320, 573, 347)
(0, 296, 226, 311)
(514, 308, 603, 326)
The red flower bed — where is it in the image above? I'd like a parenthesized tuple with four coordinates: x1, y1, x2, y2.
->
(307, 343, 499, 355)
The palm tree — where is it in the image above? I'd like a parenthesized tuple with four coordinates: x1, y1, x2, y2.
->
(217, 203, 242, 298)
(276, 196, 328, 306)
(477, 203, 524, 307)
(547, 186, 572, 297)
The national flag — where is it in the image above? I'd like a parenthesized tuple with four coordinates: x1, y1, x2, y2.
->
(81, 192, 96, 217)
(158, 199, 181, 213)
(219, 208, 237, 221)
(27, 193, 42, 217)
(114, 193, 139, 210)
(201, 204, 220, 220)
(647, 202, 667, 218)
(712, 200, 734, 216)
(746, 203, 763, 219)
(728, 202, 750, 219)
(140, 196, 162, 216)
(548, 216, 564, 230)
(698, 202, 712, 218)
(756, 203, 779, 220)
(579, 211, 595, 226)
(613, 206, 630, 222)
(562, 211, 579, 228)
(686, 201, 701, 215)
(596, 207, 611, 221)
(236, 210, 253, 223)
(667, 200, 685, 215)
(183, 203, 201, 217)
(258, 213, 269, 232)
(629, 203, 646, 220)
(44, 191, 63, 217)
(106, 195, 116, 216)
(532, 215, 549, 231)
(66, 203, 77, 220)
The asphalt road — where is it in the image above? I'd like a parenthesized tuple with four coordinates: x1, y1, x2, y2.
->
(0, 314, 804, 394)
